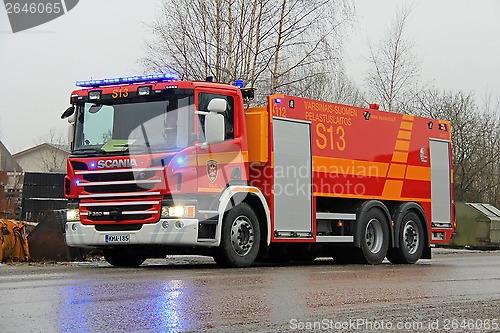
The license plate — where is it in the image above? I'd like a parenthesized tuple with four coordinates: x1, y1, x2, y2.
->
(105, 234, 130, 243)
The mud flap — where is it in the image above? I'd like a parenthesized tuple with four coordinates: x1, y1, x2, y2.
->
(422, 245, 432, 259)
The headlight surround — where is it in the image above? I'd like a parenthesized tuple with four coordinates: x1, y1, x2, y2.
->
(161, 205, 196, 218)
(88, 90, 101, 100)
(67, 208, 80, 221)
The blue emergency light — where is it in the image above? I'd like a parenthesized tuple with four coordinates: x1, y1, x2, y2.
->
(76, 73, 178, 88)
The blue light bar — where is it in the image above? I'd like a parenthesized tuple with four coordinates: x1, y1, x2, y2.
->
(75, 73, 178, 88)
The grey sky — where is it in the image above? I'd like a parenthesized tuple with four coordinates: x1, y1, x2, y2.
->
(0, 0, 498, 154)
(345, 0, 500, 98)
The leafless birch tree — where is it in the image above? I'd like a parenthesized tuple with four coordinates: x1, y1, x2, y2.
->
(366, 5, 421, 112)
(415, 89, 500, 207)
(143, 0, 355, 101)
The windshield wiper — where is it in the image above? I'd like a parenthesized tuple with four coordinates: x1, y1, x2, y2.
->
(71, 147, 106, 155)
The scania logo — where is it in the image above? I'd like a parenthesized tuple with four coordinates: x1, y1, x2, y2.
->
(97, 159, 138, 169)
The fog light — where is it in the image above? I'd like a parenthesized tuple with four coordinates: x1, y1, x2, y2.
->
(71, 224, 77, 231)
(162, 221, 169, 229)
(67, 209, 80, 221)
(175, 221, 184, 229)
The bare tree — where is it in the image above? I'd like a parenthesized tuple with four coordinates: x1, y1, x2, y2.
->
(35, 127, 68, 173)
(142, 0, 355, 101)
(290, 66, 365, 106)
(415, 89, 500, 207)
(365, 5, 421, 112)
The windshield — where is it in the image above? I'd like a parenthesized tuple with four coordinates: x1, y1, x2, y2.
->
(73, 97, 194, 154)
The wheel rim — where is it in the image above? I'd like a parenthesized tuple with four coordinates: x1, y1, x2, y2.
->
(230, 215, 254, 257)
(403, 220, 419, 255)
(365, 218, 384, 254)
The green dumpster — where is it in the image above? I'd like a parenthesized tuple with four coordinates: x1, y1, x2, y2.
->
(445, 202, 500, 249)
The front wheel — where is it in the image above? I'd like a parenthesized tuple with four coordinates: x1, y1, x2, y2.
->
(103, 247, 147, 267)
(213, 203, 260, 268)
(387, 212, 425, 264)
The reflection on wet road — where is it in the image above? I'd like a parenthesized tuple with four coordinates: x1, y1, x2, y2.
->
(1, 249, 499, 332)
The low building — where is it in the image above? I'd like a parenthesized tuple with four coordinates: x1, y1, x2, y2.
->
(13, 143, 70, 173)
(0, 141, 23, 219)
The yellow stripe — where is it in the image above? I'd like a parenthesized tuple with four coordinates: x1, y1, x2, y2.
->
(400, 121, 413, 130)
(397, 130, 412, 140)
(391, 151, 408, 163)
(382, 180, 403, 198)
(312, 156, 389, 178)
(181, 155, 197, 167)
(198, 187, 224, 193)
(395, 140, 410, 151)
(402, 114, 414, 121)
(313, 192, 431, 203)
(406, 165, 431, 181)
(387, 164, 407, 179)
(232, 187, 260, 193)
(312, 156, 430, 181)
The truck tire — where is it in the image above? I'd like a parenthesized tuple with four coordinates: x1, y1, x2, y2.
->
(357, 208, 389, 264)
(213, 203, 260, 268)
(387, 212, 424, 264)
(103, 248, 147, 267)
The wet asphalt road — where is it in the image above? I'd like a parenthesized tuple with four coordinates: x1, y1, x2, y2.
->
(1, 249, 499, 333)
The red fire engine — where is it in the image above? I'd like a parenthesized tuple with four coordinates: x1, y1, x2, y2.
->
(62, 74, 455, 267)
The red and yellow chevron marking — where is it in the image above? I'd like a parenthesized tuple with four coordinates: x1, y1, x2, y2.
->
(382, 114, 416, 199)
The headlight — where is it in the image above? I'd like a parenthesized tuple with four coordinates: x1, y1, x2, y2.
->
(137, 86, 151, 96)
(67, 208, 80, 221)
(88, 91, 101, 100)
(161, 205, 196, 218)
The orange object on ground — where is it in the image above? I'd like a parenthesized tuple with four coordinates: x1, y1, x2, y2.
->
(0, 219, 30, 263)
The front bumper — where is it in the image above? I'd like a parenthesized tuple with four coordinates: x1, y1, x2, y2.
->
(65, 219, 215, 248)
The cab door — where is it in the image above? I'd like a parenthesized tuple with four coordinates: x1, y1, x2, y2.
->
(195, 90, 246, 194)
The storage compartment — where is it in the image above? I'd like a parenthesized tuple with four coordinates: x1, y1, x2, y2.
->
(245, 107, 268, 165)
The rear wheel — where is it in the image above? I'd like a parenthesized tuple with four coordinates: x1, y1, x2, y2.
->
(387, 212, 424, 264)
(213, 203, 260, 268)
(357, 209, 390, 264)
(103, 248, 147, 267)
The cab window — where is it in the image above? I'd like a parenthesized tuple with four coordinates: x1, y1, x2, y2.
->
(198, 93, 234, 140)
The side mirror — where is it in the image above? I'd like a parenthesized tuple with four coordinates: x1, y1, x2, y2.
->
(61, 105, 75, 119)
(204, 112, 225, 148)
(64, 106, 76, 151)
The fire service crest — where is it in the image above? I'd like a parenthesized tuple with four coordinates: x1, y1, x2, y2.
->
(207, 160, 218, 183)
